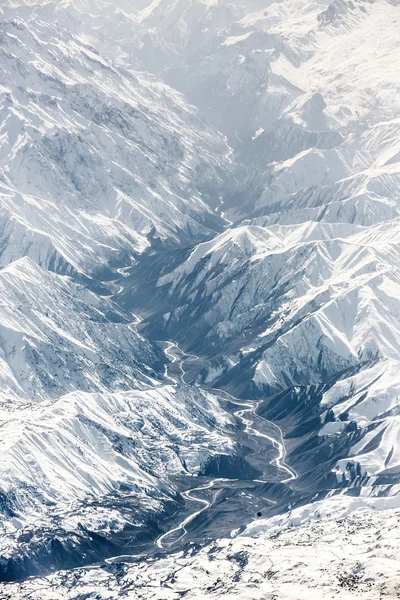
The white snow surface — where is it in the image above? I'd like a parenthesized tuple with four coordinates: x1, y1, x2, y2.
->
(4, 499, 400, 598)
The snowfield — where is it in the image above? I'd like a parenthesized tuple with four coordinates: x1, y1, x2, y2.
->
(4, 499, 400, 599)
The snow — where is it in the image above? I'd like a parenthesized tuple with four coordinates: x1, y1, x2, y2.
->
(5, 500, 400, 599)
(0, 257, 162, 404)
(222, 32, 253, 47)
(251, 127, 264, 140)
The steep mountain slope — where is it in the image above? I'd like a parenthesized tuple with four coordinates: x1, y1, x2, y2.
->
(0, 384, 235, 579)
(0, 257, 164, 405)
(0, 4, 233, 276)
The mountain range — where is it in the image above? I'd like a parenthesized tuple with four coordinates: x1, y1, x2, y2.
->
(0, 0, 400, 596)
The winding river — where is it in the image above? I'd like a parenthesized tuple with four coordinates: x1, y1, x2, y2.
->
(154, 339, 297, 551)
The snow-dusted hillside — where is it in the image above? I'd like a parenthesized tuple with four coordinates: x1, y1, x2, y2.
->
(0, 257, 165, 405)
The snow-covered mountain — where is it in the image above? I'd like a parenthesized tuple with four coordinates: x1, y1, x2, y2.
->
(0, 0, 400, 594)
(0, 384, 236, 579)
(0, 257, 166, 405)
(125, 207, 400, 502)
(118, 0, 400, 162)
(0, 0, 241, 580)
(0, 4, 233, 276)
(116, 0, 400, 505)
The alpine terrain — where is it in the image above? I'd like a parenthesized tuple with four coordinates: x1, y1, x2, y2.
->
(1, 0, 400, 597)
